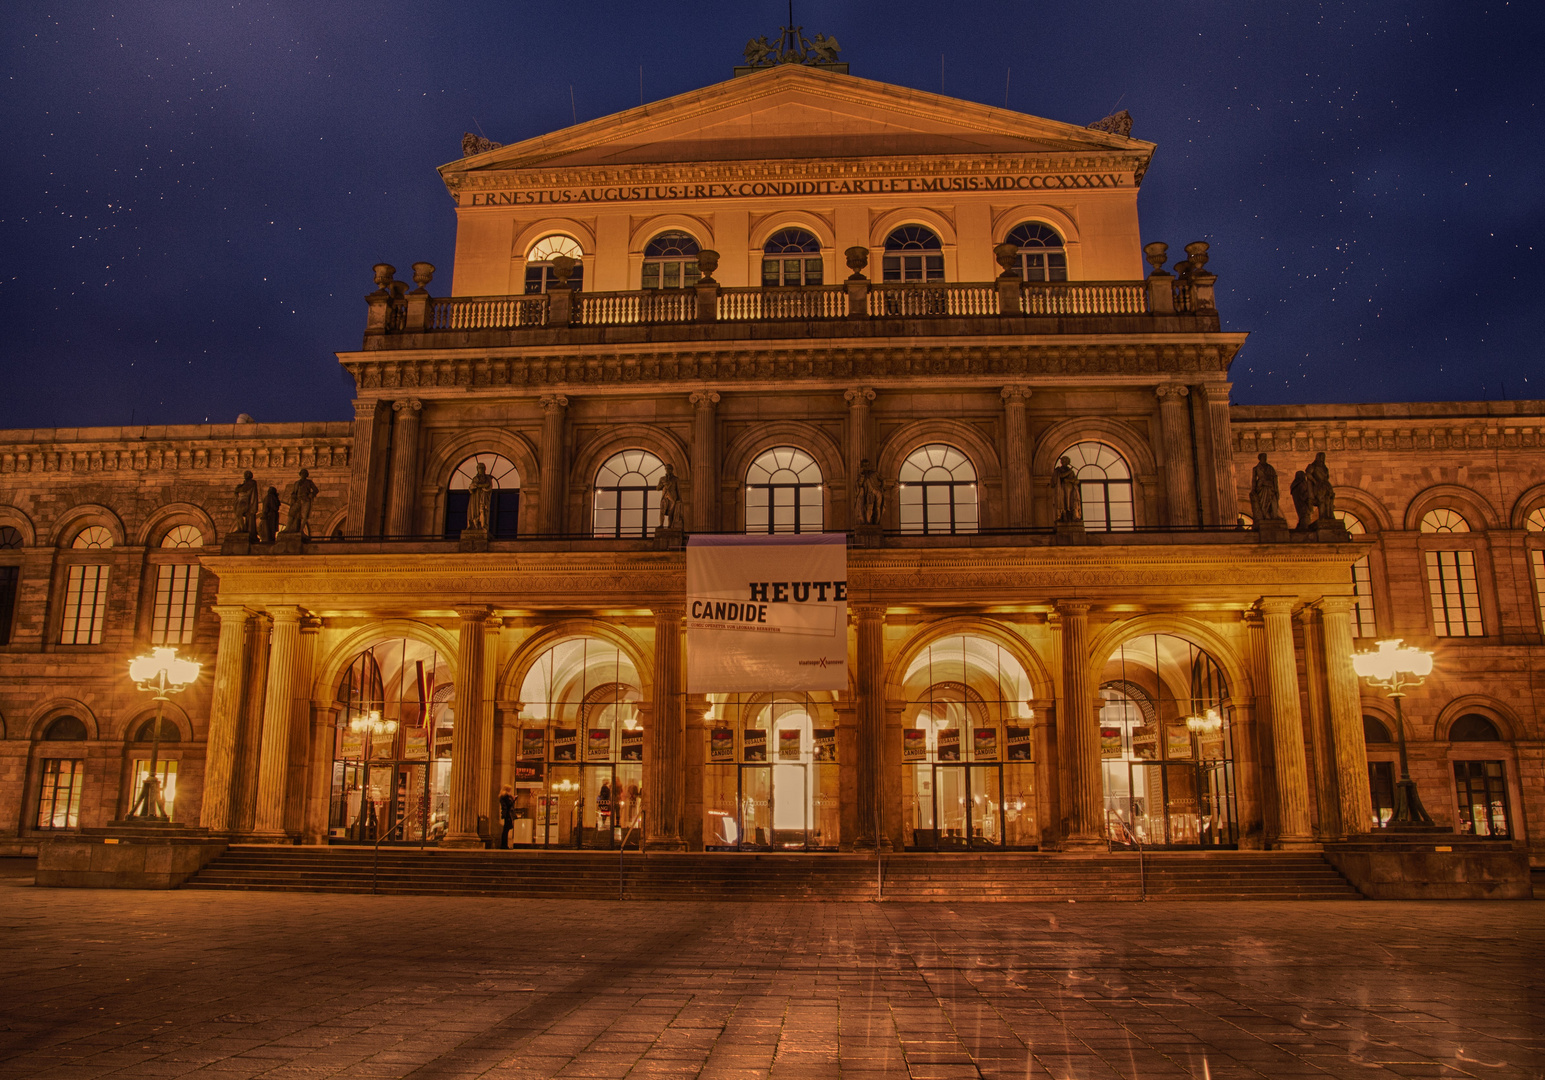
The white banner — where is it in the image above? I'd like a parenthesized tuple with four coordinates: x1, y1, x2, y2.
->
(686, 534, 847, 692)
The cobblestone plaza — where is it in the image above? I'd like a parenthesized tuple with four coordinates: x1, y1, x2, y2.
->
(0, 882, 1539, 1079)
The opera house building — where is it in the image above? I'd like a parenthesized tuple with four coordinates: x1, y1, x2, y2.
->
(2, 54, 1540, 894)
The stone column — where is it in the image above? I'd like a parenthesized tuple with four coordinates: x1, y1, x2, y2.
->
(1260, 598, 1316, 847)
(1057, 602, 1104, 848)
(689, 390, 721, 531)
(844, 388, 876, 526)
(443, 607, 489, 847)
(347, 398, 390, 538)
(1155, 383, 1197, 527)
(232, 614, 270, 835)
(646, 606, 687, 849)
(538, 394, 569, 535)
(199, 605, 253, 832)
(252, 607, 303, 838)
(1000, 386, 1032, 527)
(1298, 607, 1339, 837)
(1198, 382, 1236, 526)
(385, 398, 423, 537)
(1318, 596, 1374, 837)
(479, 617, 502, 832)
(854, 605, 885, 850)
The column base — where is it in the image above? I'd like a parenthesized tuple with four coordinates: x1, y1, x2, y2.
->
(439, 833, 487, 849)
(241, 831, 296, 845)
(1271, 836, 1323, 851)
(1058, 836, 1107, 852)
(645, 838, 688, 852)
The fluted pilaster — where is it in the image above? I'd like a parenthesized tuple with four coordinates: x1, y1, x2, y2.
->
(199, 605, 253, 832)
(1057, 602, 1103, 848)
(854, 604, 886, 850)
(539, 394, 569, 534)
(689, 390, 720, 532)
(1155, 383, 1196, 527)
(844, 387, 876, 526)
(385, 398, 422, 536)
(1001, 386, 1031, 527)
(252, 607, 303, 838)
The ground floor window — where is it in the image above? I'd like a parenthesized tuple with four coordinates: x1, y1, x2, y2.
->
(703, 692, 840, 850)
(37, 758, 84, 829)
(1368, 760, 1396, 827)
(1453, 760, 1510, 838)
(129, 759, 178, 818)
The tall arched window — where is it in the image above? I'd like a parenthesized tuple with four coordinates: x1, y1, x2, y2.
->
(524, 235, 584, 294)
(762, 229, 822, 286)
(62, 526, 113, 645)
(0, 526, 19, 647)
(882, 226, 944, 282)
(1005, 222, 1068, 281)
(593, 450, 668, 537)
(745, 447, 823, 534)
(1528, 507, 1545, 635)
(72, 526, 114, 550)
(151, 524, 204, 646)
(1061, 441, 1134, 532)
(1335, 511, 1376, 637)
(444, 453, 520, 540)
(1419, 508, 1482, 636)
(641, 231, 701, 290)
(898, 444, 978, 535)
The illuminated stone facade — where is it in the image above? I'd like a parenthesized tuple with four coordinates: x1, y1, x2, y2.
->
(1, 66, 1540, 865)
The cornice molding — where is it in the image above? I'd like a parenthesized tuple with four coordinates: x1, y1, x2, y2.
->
(1232, 421, 1544, 455)
(0, 442, 351, 475)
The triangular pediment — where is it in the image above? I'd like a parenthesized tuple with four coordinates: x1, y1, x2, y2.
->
(442, 65, 1151, 178)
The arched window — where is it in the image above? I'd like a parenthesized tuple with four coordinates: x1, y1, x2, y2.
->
(1527, 507, 1545, 532)
(1449, 714, 1501, 742)
(133, 717, 181, 742)
(1362, 715, 1392, 744)
(1005, 222, 1067, 282)
(160, 525, 204, 548)
(1061, 441, 1134, 532)
(762, 229, 822, 286)
(593, 450, 668, 538)
(1420, 508, 1470, 533)
(0, 526, 23, 549)
(1335, 511, 1377, 637)
(1529, 508, 1545, 635)
(882, 226, 944, 282)
(71, 526, 114, 550)
(444, 453, 520, 540)
(898, 444, 978, 535)
(745, 447, 823, 534)
(43, 716, 88, 741)
(151, 526, 203, 646)
(524, 235, 584, 294)
(641, 231, 701, 290)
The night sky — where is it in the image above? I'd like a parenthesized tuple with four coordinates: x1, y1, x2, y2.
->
(3, 2, 1540, 431)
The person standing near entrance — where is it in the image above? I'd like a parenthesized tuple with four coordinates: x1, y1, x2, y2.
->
(597, 781, 613, 841)
(497, 785, 515, 849)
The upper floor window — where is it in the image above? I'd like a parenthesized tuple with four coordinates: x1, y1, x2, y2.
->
(899, 444, 978, 535)
(1449, 714, 1501, 742)
(593, 450, 667, 538)
(72, 526, 114, 550)
(762, 229, 823, 286)
(43, 715, 88, 741)
(1425, 550, 1483, 636)
(641, 232, 701, 290)
(882, 226, 944, 282)
(1527, 507, 1545, 532)
(1420, 508, 1470, 534)
(444, 453, 520, 540)
(160, 525, 204, 549)
(1062, 441, 1134, 532)
(60, 564, 109, 645)
(524, 235, 584, 294)
(1005, 222, 1067, 282)
(1528, 508, 1545, 634)
(745, 448, 823, 534)
(0, 564, 16, 646)
(152, 564, 199, 645)
(1335, 511, 1377, 637)
(0, 526, 22, 549)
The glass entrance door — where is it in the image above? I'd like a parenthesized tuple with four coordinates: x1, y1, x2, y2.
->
(771, 762, 808, 849)
(1122, 761, 1237, 847)
(738, 765, 772, 850)
(930, 765, 1003, 850)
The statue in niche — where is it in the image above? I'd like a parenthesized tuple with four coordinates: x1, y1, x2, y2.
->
(258, 487, 280, 543)
(1054, 456, 1083, 523)
(1249, 453, 1284, 524)
(282, 468, 319, 537)
(1306, 451, 1336, 523)
(656, 464, 682, 531)
(233, 470, 259, 537)
(465, 462, 492, 533)
(1289, 470, 1313, 531)
(855, 458, 885, 526)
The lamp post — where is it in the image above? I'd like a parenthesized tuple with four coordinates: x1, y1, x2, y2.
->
(1351, 639, 1438, 829)
(349, 710, 398, 840)
(126, 647, 202, 822)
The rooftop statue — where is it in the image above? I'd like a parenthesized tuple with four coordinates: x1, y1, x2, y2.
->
(232, 470, 259, 538)
(742, 25, 841, 67)
(1087, 110, 1134, 138)
(1306, 451, 1336, 523)
(282, 468, 320, 538)
(258, 487, 280, 543)
(1249, 453, 1284, 524)
(460, 132, 502, 157)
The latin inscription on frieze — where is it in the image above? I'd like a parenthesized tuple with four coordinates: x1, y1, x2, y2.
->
(465, 174, 1127, 207)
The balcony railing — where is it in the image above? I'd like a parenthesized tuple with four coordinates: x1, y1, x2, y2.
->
(368, 274, 1215, 338)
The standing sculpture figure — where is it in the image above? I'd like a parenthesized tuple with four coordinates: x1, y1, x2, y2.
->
(1289, 470, 1313, 531)
(233, 471, 259, 537)
(258, 486, 280, 542)
(1305, 451, 1336, 523)
(1054, 456, 1083, 523)
(282, 468, 320, 537)
(465, 462, 492, 532)
(855, 458, 885, 526)
(656, 464, 682, 531)
(1249, 453, 1284, 523)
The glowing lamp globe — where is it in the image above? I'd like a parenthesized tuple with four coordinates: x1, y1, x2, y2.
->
(128, 646, 202, 690)
(1351, 639, 1433, 685)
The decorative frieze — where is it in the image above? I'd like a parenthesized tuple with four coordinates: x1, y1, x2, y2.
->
(0, 443, 350, 474)
(1233, 423, 1543, 454)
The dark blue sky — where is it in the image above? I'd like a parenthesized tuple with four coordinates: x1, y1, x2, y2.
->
(3, 2, 1540, 430)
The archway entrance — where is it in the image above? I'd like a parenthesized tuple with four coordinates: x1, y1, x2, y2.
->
(704, 693, 839, 850)
(901, 635, 1038, 850)
(513, 637, 643, 849)
(328, 638, 453, 844)
(1100, 634, 1238, 848)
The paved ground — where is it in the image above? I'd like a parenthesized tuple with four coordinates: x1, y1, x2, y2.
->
(0, 876, 1539, 1079)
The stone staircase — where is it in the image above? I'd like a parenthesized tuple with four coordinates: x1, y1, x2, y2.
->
(183, 846, 1362, 901)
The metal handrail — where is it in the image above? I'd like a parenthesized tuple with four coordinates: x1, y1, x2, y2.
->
(618, 809, 645, 901)
(1108, 814, 1146, 900)
(371, 818, 409, 895)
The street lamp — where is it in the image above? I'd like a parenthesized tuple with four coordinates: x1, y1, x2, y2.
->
(1351, 639, 1438, 829)
(126, 647, 202, 821)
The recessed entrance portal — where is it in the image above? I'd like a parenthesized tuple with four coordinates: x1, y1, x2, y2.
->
(704, 693, 839, 851)
(1100, 634, 1238, 848)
